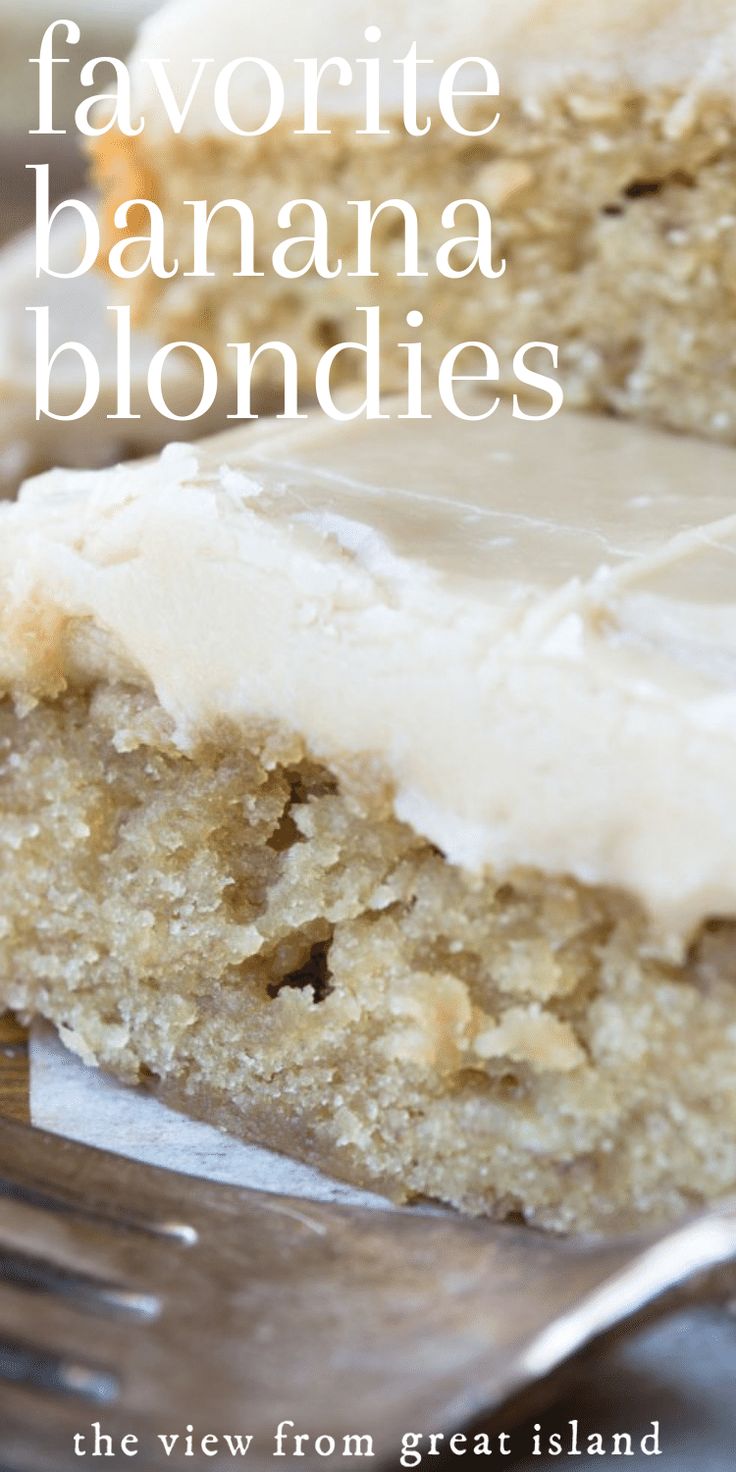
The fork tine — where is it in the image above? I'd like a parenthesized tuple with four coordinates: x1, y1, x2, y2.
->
(0, 1119, 198, 1242)
(0, 1339, 118, 1403)
(0, 1192, 177, 1293)
(0, 1279, 140, 1386)
(0, 1176, 197, 1243)
(0, 1241, 160, 1319)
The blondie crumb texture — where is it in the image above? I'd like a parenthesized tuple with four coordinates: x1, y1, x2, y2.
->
(2, 682, 735, 1232)
(96, 87, 736, 441)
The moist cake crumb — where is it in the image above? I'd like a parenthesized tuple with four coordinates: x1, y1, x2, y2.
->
(2, 683, 735, 1232)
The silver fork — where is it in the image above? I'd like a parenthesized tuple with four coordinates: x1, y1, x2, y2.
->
(0, 1118, 734, 1472)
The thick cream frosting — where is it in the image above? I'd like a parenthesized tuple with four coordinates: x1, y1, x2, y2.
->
(128, 0, 736, 137)
(2, 404, 736, 945)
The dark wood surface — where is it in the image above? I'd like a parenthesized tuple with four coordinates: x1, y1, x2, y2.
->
(0, 1014, 30, 1123)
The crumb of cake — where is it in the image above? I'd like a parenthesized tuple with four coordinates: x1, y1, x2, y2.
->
(94, 86, 736, 441)
(2, 682, 735, 1232)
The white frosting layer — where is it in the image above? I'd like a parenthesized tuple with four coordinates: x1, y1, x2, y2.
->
(129, 0, 736, 136)
(2, 405, 736, 944)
